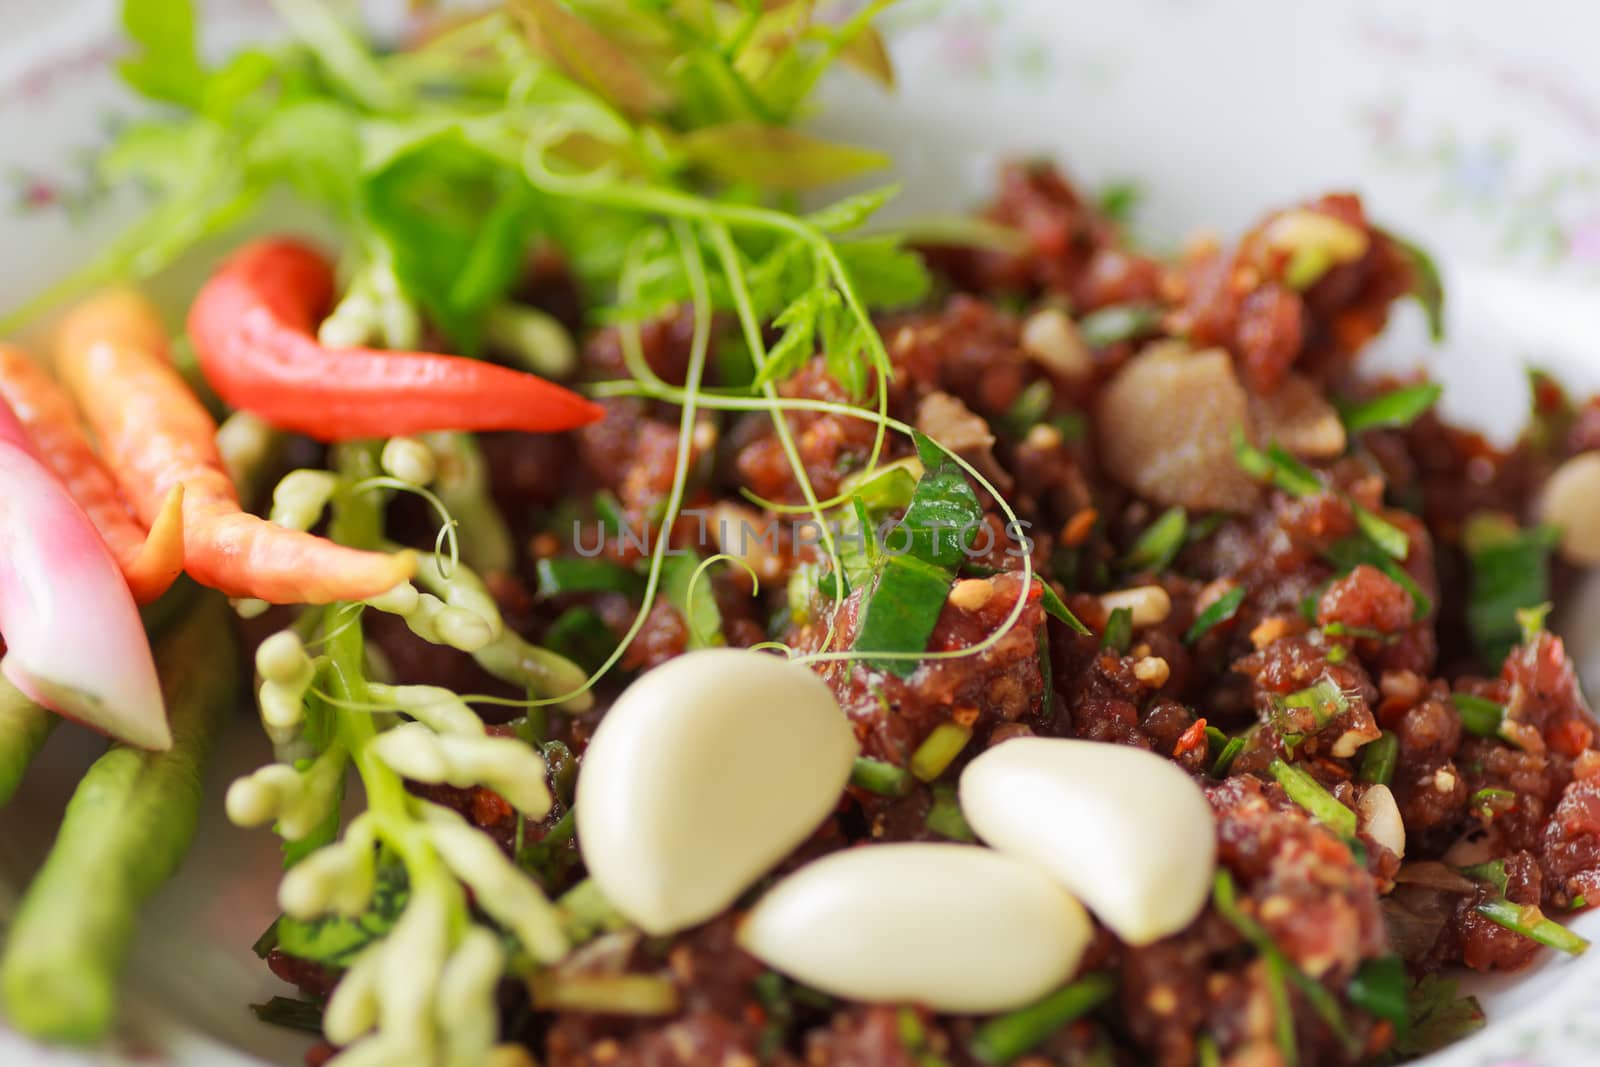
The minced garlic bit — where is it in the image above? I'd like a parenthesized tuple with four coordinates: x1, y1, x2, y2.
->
(1133, 657, 1171, 688)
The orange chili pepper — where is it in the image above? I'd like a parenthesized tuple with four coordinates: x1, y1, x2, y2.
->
(0, 345, 184, 604)
(55, 289, 415, 605)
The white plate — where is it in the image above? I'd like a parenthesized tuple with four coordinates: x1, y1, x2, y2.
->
(3, 1, 1600, 1065)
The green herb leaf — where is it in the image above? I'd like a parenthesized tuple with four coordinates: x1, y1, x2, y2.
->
(662, 552, 725, 650)
(509, 0, 670, 117)
(544, 607, 619, 674)
(901, 433, 984, 568)
(682, 122, 888, 190)
(1038, 580, 1090, 635)
(535, 557, 646, 599)
(1233, 430, 1323, 497)
(834, 236, 932, 310)
(805, 185, 898, 233)
(1122, 507, 1188, 573)
(1337, 383, 1443, 435)
(1460, 859, 1511, 896)
(119, 0, 206, 107)
(1211, 733, 1247, 778)
(275, 860, 408, 967)
(1386, 975, 1484, 1060)
(1465, 518, 1558, 667)
(249, 996, 325, 1035)
(854, 554, 951, 678)
(1347, 955, 1409, 1036)
(1185, 585, 1247, 645)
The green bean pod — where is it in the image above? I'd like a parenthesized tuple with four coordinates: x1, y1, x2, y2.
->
(0, 594, 238, 1043)
(0, 679, 56, 808)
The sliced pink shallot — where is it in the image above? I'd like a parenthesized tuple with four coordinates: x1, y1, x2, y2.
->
(0, 398, 168, 749)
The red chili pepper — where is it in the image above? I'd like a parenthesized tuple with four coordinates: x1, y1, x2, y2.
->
(1174, 717, 1208, 756)
(186, 239, 604, 442)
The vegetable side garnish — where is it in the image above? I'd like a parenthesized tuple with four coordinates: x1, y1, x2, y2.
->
(0, 0, 1595, 1064)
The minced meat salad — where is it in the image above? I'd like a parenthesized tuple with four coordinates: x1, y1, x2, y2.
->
(1, 5, 1598, 1067)
(263, 163, 1600, 1067)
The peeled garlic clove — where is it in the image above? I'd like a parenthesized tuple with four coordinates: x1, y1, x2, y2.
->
(739, 843, 1091, 1014)
(960, 737, 1216, 945)
(1540, 451, 1600, 566)
(576, 649, 857, 936)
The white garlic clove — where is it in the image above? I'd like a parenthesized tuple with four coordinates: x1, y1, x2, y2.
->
(959, 737, 1216, 945)
(738, 843, 1091, 1014)
(1358, 784, 1406, 860)
(1540, 451, 1600, 566)
(576, 649, 857, 936)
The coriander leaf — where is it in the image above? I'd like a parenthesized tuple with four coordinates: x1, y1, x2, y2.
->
(247, 99, 362, 215)
(681, 122, 888, 190)
(902, 434, 984, 568)
(1385, 975, 1483, 1060)
(806, 185, 898, 233)
(119, 0, 206, 107)
(662, 552, 725, 650)
(510, 0, 671, 117)
(1337, 383, 1443, 435)
(363, 131, 539, 351)
(274, 0, 410, 113)
(1347, 955, 1408, 1036)
(833, 236, 932, 310)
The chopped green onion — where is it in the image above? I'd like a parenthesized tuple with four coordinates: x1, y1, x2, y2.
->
(854, 555, 951, 679)
(1351, 504, 1410, 560)
(925, 784, 974, 841)
(1122, 507, 1188, 573)
(535, 556, 645, 598)
(1270, 678, 1349, 752)
(1212, 734, 1247, 778)
(1358, 731, 1399, 785)
(1347, 955, 1409, 1035)
(1517, 602, 1553, 645)
(1185, 585, 1247, 644)
(1101, 606, 1133, 653)
(1001, 379, 1054, 437)
(968, 973, 1117, 1065)
(1078, 302, 1162, 348)
(1459, 860, 1510, 896)
(1571, 895, 1589, 911)
(1269, 759, 1357, 838)
(1380, 228, 1445, 342)
(1233, 430, 1324, 497)
(910, 722, 973, 782)
(1471, 787, 1517, 820)
(1337, 383, 1443, 435)
(249, 996, 324, 1035)
(1262, 952, 1299, 1067)
(1450, 693, 1506, 739)
(1038, 580, 1090, 634)
(1474, 898, 1590, 956)
(850, 756, 913, 797)
(557, 878, 630, 944)
(528, 972, 681, 1015)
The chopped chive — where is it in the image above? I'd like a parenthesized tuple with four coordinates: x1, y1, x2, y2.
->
(1212, 870, 1357, 1059)
(249, 996, 325, 1035)
(1262, 952, 1299, 1067)
(925, 784, 974, 841)
(969, 973, 1117, 1065)
(1038, 580, 1091, 634)
(1471, 787, 1517, 819)
(1101, 606, 1133, 653)
(1204, 725, 1229, 754)
(1347, 955, 1409, 1035)
(535, 556, 646, 598)
(1190, 585, 1248, 643)
(557, 878, 630, 944)
(1380, 228, 1445, 341)
(1001, 379, 1054, 437)
(1078, 302, 1162, 348)
(1357, 731, 1399, 785)
(529, 972, 681, 1015)
(1459, 860, 1510, 896)
(1337, 383, 1443, 435)
(1233, 430, 1323, 497)
(910, 722, 973, 782)
(1211, 735, 1247, 778)
(1351, 503, 1410, 560)
(1474, 898, 1591, 956)
(855, 554, 951, 679)
(1269, 759, 1357, 839)
(1122, 507, 1188, 573)
(1186, 512, 1228, 544)
(1450, 693, 1506, 738)
(1572, 895, 1589, 911)
(850, 756, 913, 797)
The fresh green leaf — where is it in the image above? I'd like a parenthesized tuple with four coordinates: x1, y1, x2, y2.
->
(1337, 383, 1442, 435)
(1385, 975, 1483, 1060)
(1347, 955, 1409, 1036)
(805, 185, 898, 233)
(835, 236, 932, 310)
(682, 122, 888, 190)
(1122, 507, 1188, 573)
(512, 0, 672, 116)
(900, 433, 984, 569)
(247, 99, 362, 214)
(854, 554, 951, 678)
(1185, 585, 1246, 644)
(1464, 518, 1559, 667)
(544, 607, 620, 674)
(1096, 181, 1141, 226)
(1460, 859, 1510, 897)
(1038, 580, 1090, 634)
(662, 552, 725, 649)
(275, 860, 408, 967)
(119, 0, 206, 107)
(249, 996, 325, 1035)
(535, 557, 646, 599)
